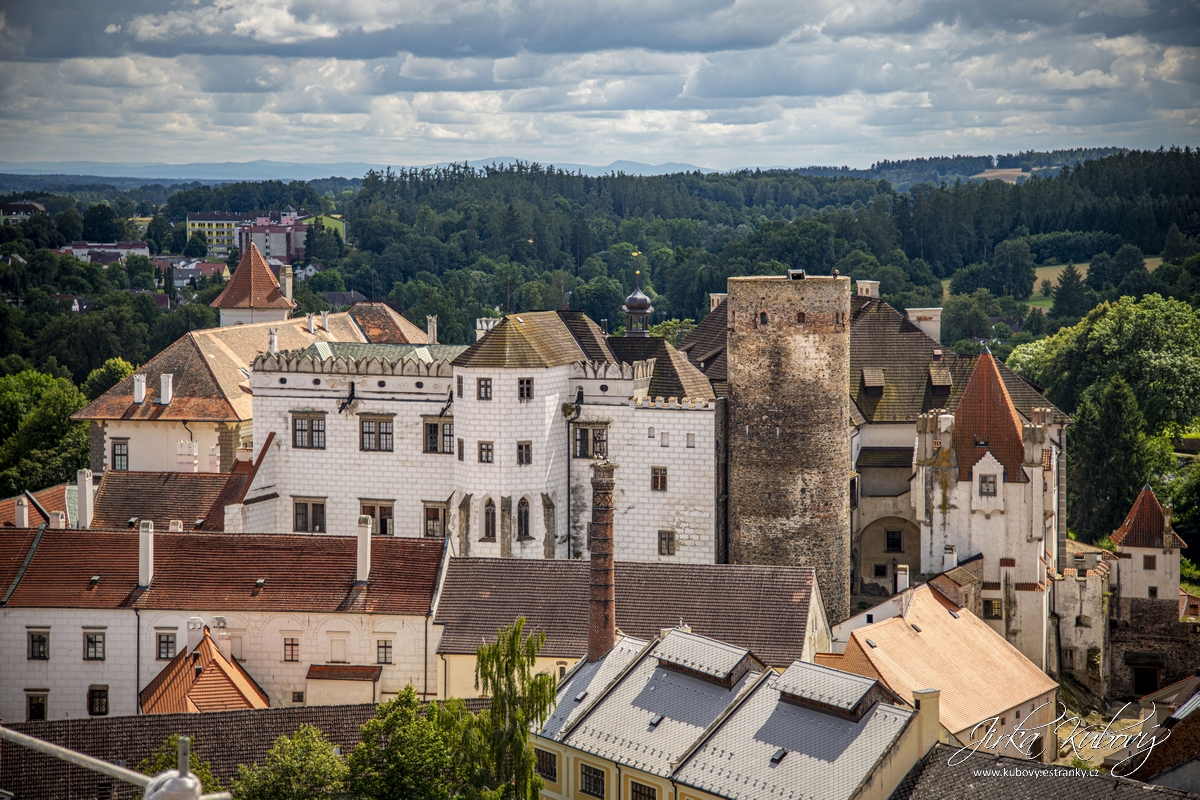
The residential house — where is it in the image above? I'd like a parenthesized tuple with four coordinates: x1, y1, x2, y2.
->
(237, 219, 308, 264)
(139, 625, 269, 714)
(817, 583, 1060, 761)
(1, 201, 46, 226)
(67, 241, 151, 262)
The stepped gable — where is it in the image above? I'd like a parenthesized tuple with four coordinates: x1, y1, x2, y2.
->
(952, 348, 1028, 483)
(349, 302, 429, 344)
(210, 243, 295, 310)
(1112, 484, 1187, 550)
(140, 627, 269, 714)
(452, 311, 616, 369)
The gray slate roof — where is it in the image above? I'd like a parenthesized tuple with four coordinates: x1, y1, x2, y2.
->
(303, 341, 469, 363)
(774, 660, 877, 712)
(655, 629, 750, 680)
(541, 635, 647, 741)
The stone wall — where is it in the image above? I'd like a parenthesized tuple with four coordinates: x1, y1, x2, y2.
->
(726, 274, 852, 622)
(1110, 596, 1200, 699)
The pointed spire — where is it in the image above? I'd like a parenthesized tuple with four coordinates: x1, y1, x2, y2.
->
(952, 350, 1025, 484)
(210, 243, 295, 312)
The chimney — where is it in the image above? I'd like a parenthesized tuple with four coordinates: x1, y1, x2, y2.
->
(307, 313, 315, 334)
(856, 279, 881, 298)
(426, 315, 438, 345)
(357, 515, 372, 584)
(169, 519, 184, 532)
(906, 308, 943, 344)
(186, 616, 205, 654)
(912, 688, 943, 755)
(709, 292, 727, 311)
(1164, 505, 1174, 533)
(600, 319, 608, 335)
(76, 468, 93, 529)
(895, 564, 910, 593)
(133, 374, 147, 404)
(942, 545, 958, 572)
(208, 445, 220, 473)
(281, 265, 293, 302)
(177, 440, 197, 472)
(588, 458, 619, 662)
(49, 511, 67, 529)
(159, 373, 173, 405)
(268, 328, 278, 355)
(14, 496, 28, 528)
(216, 632, 233, 661)
(138, 520, 154, 588)
(321, 310, 329, 330)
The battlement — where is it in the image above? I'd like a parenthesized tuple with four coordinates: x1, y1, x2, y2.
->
(633, 396, 713, 409)
(570, 359, 656, 381)
(252, 351, 454, 378)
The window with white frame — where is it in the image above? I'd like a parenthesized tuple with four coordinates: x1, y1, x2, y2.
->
(979, 474, 997, 497)
(377, 639, 393, 664)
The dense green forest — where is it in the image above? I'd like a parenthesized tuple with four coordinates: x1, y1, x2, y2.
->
(1, 147, 1200, 540)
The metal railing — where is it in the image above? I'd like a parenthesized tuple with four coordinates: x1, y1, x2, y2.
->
(0, 727, 231, 800)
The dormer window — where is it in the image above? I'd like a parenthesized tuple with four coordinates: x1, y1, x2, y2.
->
(974, 435, 989, 448)
(862, 369, 885, 398)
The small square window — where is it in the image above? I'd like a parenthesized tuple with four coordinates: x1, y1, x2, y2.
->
(651, 467, 667, 492)
(519, 377, 534, 400)
(294, 500, 326, 532)
(292, 691, 305, 703)
(873, 564, 887, 578)
(979, 474, 997, 497)
(377, 639, 393, 664)
(283, 637, 299, 662)
(477, 378, 493, 400)
(517, 441, 532, 465)
(885, 531, 902, 552)
(984, 599, 1002, 619)
(157, 633, 176, 660)
(1149, 586, 1159, 599)
(84, 632, 105, 661)
(479, 441, 494, 463)
(88, 688, 108, 717)
(27, 694, 47, 722)
(658, 530, 676, 556)
(1144, 555, 1157, 570)
(28, 631, 49, 660)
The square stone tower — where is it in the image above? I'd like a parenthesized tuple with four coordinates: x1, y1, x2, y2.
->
(726, 272, 852, 622)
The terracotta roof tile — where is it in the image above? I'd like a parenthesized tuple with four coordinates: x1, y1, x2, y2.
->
(952, 350, 1028, 483)
(211, 244, 295, 310)
(434, 558, 815, 666)
(306, 665, 383, 681)
(141, 627, 269, 715)
(91, 471, 232, 531)
(1111, 484, 1188, 549)
(834, 585, 1058, 737)
(0, 485, 70, 528)
(348, 302, 429, 344)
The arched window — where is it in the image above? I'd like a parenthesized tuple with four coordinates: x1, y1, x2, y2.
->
(797, 311, 806, 324)
(517, 498, 530, 539)
(759, 311, 768, 326)
(484, 499, 496, 540)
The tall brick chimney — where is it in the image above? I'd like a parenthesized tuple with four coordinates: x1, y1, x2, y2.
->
(588, 458, 618, 662)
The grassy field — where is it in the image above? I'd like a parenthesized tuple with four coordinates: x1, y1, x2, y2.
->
(941, 258, 1163, 305)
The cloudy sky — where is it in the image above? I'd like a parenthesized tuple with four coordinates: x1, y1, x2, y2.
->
(1, 0, 1197, 169)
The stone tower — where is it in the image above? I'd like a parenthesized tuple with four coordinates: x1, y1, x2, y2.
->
(726, 272, 852, 622)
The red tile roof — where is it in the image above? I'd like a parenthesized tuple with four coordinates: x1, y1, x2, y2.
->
(1111, 484, 1187, 549)
(210, 244, 295, 310)
(90, 471, 232, 531)
(0, 485, 70, 528)
(306, 665, 383, 681)
(348, 303, 429, 344)
(141, 627, 269, 715)
(3, 529, 139, 608)
(952, 349, 1027, 483)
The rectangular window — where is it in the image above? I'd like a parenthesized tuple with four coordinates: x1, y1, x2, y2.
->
(157, 633, 176, 660)
(479, 442, 494, 463)
(27, 695, 46, 722)
(980, 474, 997, 497)
(984, 599, 1002, 619)
(361, 503, 394, 536)
(361, 419, 377, 451)
(651, 467, 667, 492)
(686, 433, 695, 448)
(517, 441, 532, 465)
(28, 631, 49, 660)
(519, 377, 534, 400)
(292, 691, 305, 703)
(658, 530, 676, 556)
(885, 531, 902, 552)
(477, 378, 492, 400)
(580, 764, 605, 798)
(424, 504, 446, 538)
(458, 438, 464, 461)
(425, 422, 440, 453)
(1149, 586, 1159, 599)
(293, 500, 326, 532)
(661, 431, 669, 447)
(442, 423, 453, 454)
(84, 633, 105, 661)
(631, 781, 657, 800)
(535, 748, 558, 782)
(873, 564, 887, 578)
(457, 375, 463, 398)
(1063, 648, 1075, 670)
(574, 426, 590, 458)
(593, 428, 607, 457)
(88, 688, 108, 717)
(292, 416, 325, 449)
(377, 640, 393, 664)
(283, 637, 299, 662)
(111, 441, 129, 471)
(1144, 555, 1157, 570)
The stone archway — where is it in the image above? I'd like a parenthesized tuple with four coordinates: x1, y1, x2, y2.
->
(857, 516, 921, 597)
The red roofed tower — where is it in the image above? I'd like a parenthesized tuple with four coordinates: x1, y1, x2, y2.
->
(210, 243, 296, 327)
(952, 347, 1027, 484)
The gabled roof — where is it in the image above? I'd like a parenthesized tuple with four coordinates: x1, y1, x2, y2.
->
(3, 530, 139, 609)
(140, 627, 269, 714)
(1112, 484, 1187, 549)
(677, 302, 728, 382)
(91, 471, 232, 531)
(348, 302, 429, 344)
(834, 585, 1058, 737)
(952, 350, 1028, 483)
(435, 559, 816, 666)
(210, 244, 295, 310)
(607, 336, 715, 399)
(73, 314, 367, 422)
(0, 484, 71, 528)
(452, 311, 616, 369)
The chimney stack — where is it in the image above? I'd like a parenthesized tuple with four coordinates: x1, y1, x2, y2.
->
(49, 511, 67, 529)
(186, 616, 205, 654)
(208, 445, 220, 473)
(912, 688, 943, 755)
(426, 315, 438, 345)
(138, 520, 154, 588)
(268, 328, 278, 355)
(321, 310, 329, 330)
(856, 279, 881, 298)
(281, 265, 294, 302)
(906, 308, 943, 344)
(159, 373, 173, 405)
(356, 514, 372, 584)
(588, 458, 619, 662)
(895, 564, 910, 593)
(307, 313, 315, 334)
(76, 468, 93, 529)
(942, 545, 958, 572)
(14, 496, 28, 528)
(133, 374, 147, 404)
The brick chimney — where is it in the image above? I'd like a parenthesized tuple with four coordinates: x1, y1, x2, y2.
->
(138, 520, 154, 588)
(588, 458, 618, 662)
(426, 315, 438, 345)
